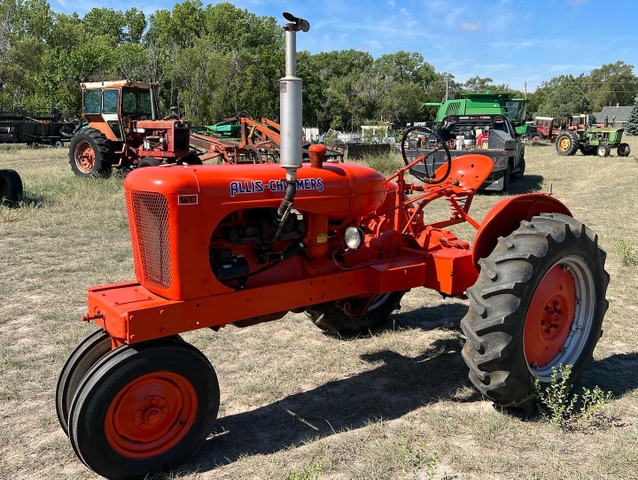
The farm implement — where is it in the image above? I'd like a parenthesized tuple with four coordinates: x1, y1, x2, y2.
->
(189, 113, 284, 164)
(57, 13, 609, 479)
(190, 112, 343, 164)
(0, 109, 75, 147)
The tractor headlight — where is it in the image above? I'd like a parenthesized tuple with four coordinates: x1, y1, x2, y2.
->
(345, 227, 364, 250)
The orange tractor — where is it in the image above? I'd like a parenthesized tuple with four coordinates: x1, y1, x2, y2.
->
(57, 13, 609, 479)
(68, 80, 200, 177)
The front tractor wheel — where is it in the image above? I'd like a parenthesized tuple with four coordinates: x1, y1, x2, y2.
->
(597, 143, 610, 158)
(460, 213, 608, 407)
(69, 128, 113, 178)
(137, 157, 161, 168)
(56, 329, 112, 435)
(306, 291, 407, 336)
(185, 152, 203, 165)
(68, 340, 220, 480)
(531, 131, 545, 142)
(555, 132, 579, 156)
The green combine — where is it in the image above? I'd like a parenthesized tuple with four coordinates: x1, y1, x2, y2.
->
(426, 92, 532, 136)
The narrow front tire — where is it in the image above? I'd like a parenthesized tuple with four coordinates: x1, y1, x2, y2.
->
(68, 340, 220, 479)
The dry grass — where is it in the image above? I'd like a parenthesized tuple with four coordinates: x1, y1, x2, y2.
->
(1, 138, 638, 480)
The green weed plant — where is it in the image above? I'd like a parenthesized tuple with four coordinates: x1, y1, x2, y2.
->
(533, 364, 612, 431)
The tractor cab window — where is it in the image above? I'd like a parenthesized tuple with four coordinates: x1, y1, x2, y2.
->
(140, 91, 152, 115)
(506, 100, 527, 123)
(103, 90, 118, 114)
(122, 88, 153, 116)
(83, 90, 101, 114)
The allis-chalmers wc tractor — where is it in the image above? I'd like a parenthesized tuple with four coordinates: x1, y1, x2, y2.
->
(68, 80, 200, 178)
(57, 13, 609, 480)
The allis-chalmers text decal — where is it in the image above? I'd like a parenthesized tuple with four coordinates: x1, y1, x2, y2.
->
(229, 178, 325, 197)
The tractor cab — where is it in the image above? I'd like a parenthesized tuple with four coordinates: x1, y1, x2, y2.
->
(567, 114, 589, 132)
(81, 80, 159, 142)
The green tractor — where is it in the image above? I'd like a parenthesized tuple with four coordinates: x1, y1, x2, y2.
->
(555, 114, 630, 157)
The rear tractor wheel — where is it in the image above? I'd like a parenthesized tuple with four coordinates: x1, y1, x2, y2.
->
(69, 128, 113, 178)
(306, 291, 407, 336)
(68, 339, 219, 480)
(555, 132, 579, 156)
(461, 213, 608, 407)
(617, 143, 631, 157)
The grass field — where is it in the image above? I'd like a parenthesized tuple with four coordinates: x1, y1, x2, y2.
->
(1, 138, 638, 479)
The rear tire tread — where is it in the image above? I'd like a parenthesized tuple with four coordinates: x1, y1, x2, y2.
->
(461, 213, 608, 407)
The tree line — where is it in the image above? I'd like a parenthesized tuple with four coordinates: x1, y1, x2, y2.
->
(1, 0, 637, 131)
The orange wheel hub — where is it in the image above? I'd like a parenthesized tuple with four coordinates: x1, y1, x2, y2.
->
(524, 264, 576, 369)
(105, 371, 197, 459)
(75, 142, 96, 173)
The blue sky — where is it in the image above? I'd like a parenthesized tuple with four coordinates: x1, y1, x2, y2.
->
(49, 0, 637, 92)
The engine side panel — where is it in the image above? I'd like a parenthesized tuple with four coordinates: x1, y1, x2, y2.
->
(124, 162, 387, 300)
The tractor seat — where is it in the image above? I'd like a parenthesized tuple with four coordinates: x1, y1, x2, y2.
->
(433, 154, 494, 191)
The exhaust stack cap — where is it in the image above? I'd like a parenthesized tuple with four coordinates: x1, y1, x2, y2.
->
(283, 12, 310, 32)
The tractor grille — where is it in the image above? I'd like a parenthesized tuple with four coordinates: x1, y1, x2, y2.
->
(126, 190, 172, 289)
(174, 127, 189, 151)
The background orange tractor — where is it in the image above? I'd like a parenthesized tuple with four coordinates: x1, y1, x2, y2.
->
(68, 80, 201, 177)
(57, 13, 609, 479)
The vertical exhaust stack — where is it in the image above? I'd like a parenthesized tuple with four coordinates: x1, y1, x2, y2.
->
(276, 12, 310, 233)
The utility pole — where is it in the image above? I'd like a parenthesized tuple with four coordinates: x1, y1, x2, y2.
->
(445, 74, 449, 102)
(523, 81, 527, 99)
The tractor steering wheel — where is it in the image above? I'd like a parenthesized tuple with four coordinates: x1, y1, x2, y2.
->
(400, 125, 452, 184)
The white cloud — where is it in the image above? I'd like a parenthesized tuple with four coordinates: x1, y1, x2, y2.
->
(460, 21, 483, 32)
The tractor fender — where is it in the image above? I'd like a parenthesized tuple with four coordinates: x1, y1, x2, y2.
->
(472, 193, 572, 266)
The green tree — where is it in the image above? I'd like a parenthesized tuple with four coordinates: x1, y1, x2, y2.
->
(382, 82, 426, 126)
(82, 8, 126, 45)
(299, 49, 373, 130)
(623, 95, 638, 135)
(146, 0, 204, 49)
(13, 0, 53, 41)
(538, 75, 590, 126)
(581, 61, 638, 111)
(124, 7, 146, 44)
(463, 76, 494, 92)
